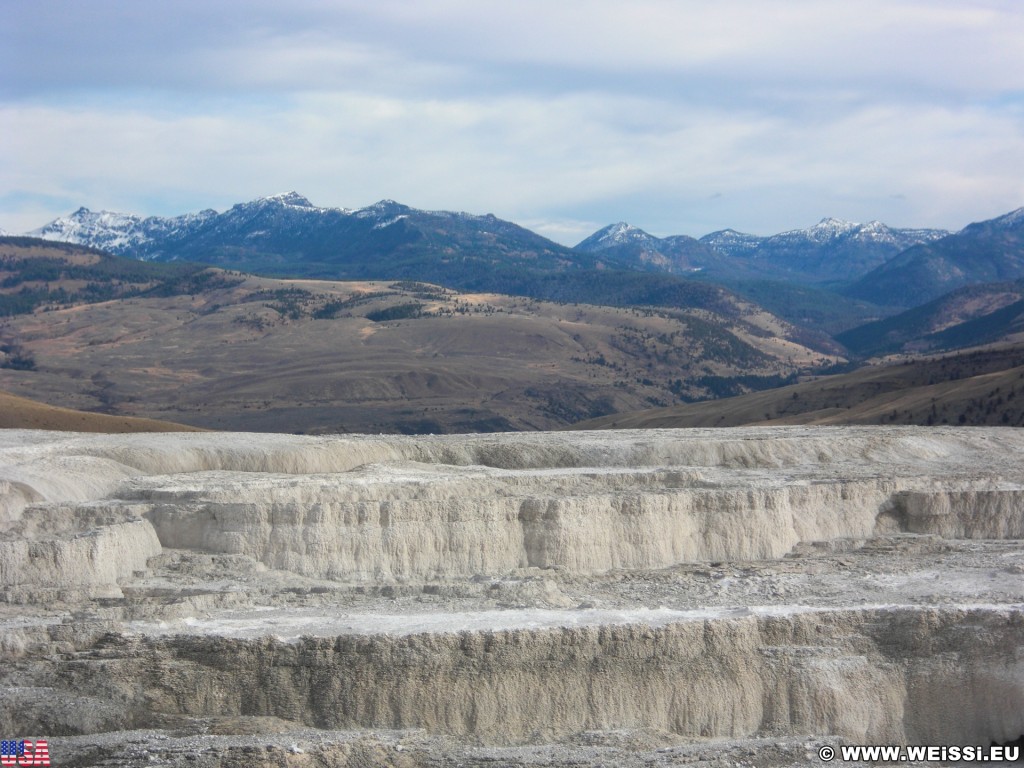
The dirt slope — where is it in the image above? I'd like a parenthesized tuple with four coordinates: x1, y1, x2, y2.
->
(0, 390, 203, 432)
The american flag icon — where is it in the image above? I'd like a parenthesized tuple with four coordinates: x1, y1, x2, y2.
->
(0, 739, 50, 766)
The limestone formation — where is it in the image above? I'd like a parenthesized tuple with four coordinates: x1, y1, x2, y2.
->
(1, 426, 1022, 766)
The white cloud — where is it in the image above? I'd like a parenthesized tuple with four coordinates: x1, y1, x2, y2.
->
(7, 1, 1024, 96)
(258, 1, 1024, 96)
(2, 1, 1023, 239)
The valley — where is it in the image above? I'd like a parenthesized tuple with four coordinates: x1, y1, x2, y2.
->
(1, 240, 836, 433)
(5, 193, 1024, 435)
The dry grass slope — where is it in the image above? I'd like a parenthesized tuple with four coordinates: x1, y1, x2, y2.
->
(0, 240, 839, 433)
(575, 343, 1024, 430)
(0, 390, 203, 433)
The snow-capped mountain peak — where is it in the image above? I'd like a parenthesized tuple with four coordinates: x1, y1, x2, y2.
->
(698, 228, 763, 254)
(984, 206, 1024, 230)
(29, 208, 148, 251)
(606, 222, 640, 237)
(575, 222, 658, 251)
(815, 217, 857, 229)
(786, 217, 861, 243)
(257, 191, 317, 209)
(26, 205, 220, 256)
(354, 199, 411, 218)
(25, 195, 428, 256)
(955, 206, 1024, 238)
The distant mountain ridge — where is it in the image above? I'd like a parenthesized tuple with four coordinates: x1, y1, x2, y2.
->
(29, 193, 605, 290)
(843, 207, 1024, 307)
(12, 197, 1024, 430)
(30, 192, 555, 262)
(29, 195, 949, 287)
(16, 204, 773, 337)
(24, 197, 1024, 325)
(578, 217, 949, 283)
(574, 222, 726, 274)
(31, 206, 218, 254)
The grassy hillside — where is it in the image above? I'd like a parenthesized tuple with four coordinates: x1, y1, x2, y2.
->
(574, 343, 1024, 430)
(706, 278, 895, 337)
(837, 280, 1024, 357)
(0, 237, 241, 316)
(0, 241, 840, 434)
(0, 390, 203, 432)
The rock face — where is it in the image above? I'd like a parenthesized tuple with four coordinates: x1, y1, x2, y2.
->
(18, 607, 1020, 748)
(1, 427, 1023, 765)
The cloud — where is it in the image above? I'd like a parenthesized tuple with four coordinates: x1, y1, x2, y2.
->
(2, 1, 1023, 240)
(6, 1, 1024, 97)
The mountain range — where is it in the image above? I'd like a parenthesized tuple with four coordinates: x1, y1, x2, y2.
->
(843, 208, 1024, 307)
(7, 193, 1024, 432)
(576, 217, 949, 283)
(29, 193, 588, 283)
(29, 194, 954, 286)
(18, 194, 1024, 338)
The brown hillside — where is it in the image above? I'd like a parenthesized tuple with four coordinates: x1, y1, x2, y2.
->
(574, 343, 1024, 430)
(0, 390, 204, 433)
(0, 240, 840, 434)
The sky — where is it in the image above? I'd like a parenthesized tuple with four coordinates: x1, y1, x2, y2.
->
(2, 1, 1023, 245)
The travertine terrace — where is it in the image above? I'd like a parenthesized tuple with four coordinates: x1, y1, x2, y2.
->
(1, 426, 1023, 766)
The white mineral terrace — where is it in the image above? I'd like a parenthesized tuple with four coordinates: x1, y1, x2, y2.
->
(1, 426, 1023, 765)
(126, 601, 1021, 640)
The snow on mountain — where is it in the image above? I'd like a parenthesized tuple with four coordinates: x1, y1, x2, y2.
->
(962, 206, 1024, 234)
(574, 222, 660, 251)
(845, 207, 1024, 307)
(572, 223, 721, 275)
(772, 218, 905, 246)
(373, 215, 409, 230)
(30, 207, 147, 251)
(22, 193, 969, 289)
(23, 193, 363, 258)
(19, 193, 588, 289)
(575, 216, 954, 284)
(259, 192, 317, 209)
(996, 207, 1024, 228)
(26, 194, 454, 257)
(353, 199, 411, 219)
(786, 217, 861, 243)
(701, 218, 949, 257)
(698, 229, 763, 256)
(28, 206, 216, 256)
(770, 218, 949, 249)
(585, 218, 949, 263)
